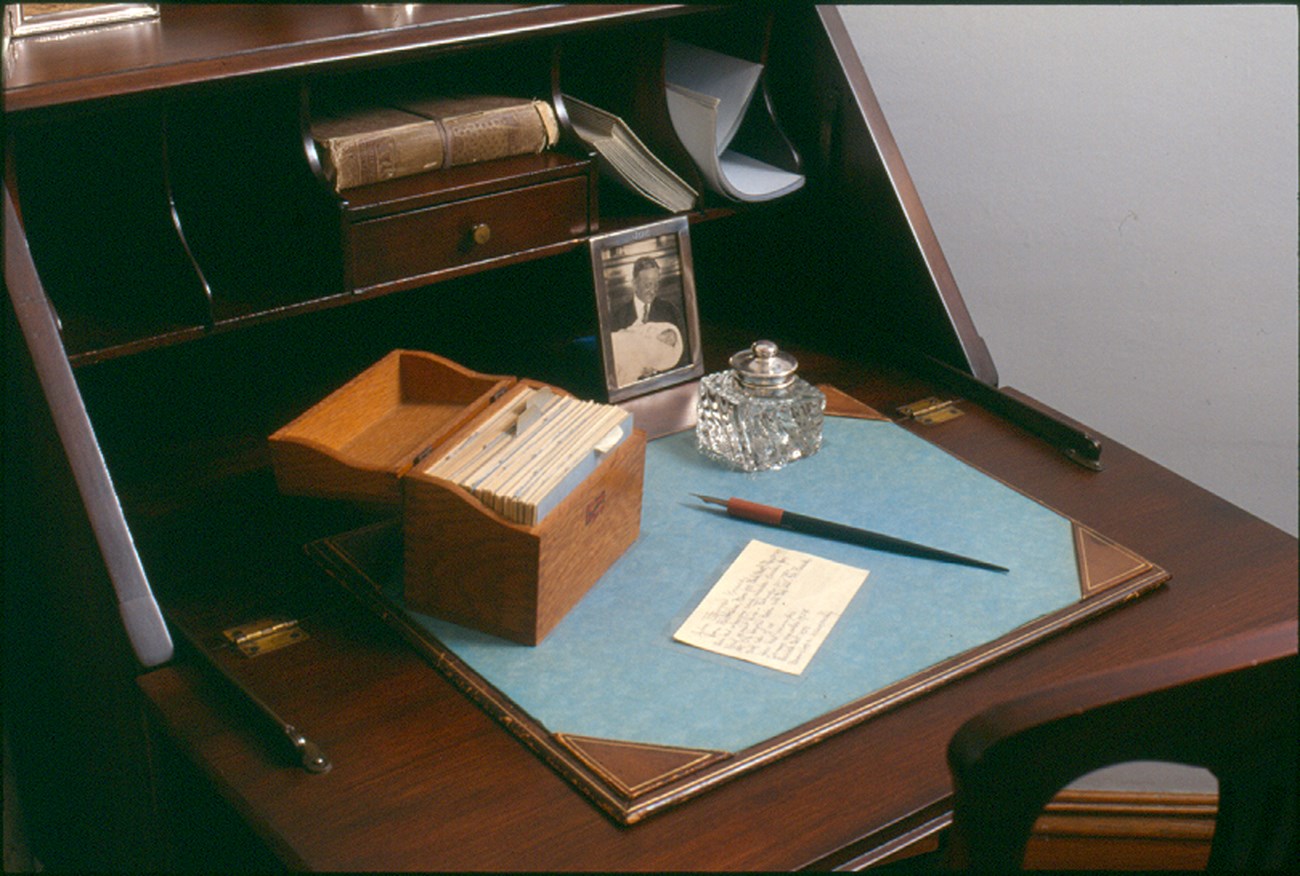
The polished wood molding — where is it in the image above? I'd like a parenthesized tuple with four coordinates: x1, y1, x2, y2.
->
(4, 5, 698, 114)
(1026, 789, 1216, 871)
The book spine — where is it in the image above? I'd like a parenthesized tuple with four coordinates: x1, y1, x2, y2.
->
(318, 100, 559, 191)
(316, 124, 445, 192)
(430, 100, 559, 168)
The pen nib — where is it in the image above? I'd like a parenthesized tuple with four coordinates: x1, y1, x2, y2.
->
(692, 494, 727, 507)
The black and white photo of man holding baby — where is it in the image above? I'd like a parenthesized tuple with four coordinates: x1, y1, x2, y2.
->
(601, 236, 689, 387)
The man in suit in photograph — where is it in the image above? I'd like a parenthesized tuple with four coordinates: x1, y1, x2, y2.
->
(609, 255, 686, 384)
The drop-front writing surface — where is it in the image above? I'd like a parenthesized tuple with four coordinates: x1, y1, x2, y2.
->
(309, 411, 1165, 824)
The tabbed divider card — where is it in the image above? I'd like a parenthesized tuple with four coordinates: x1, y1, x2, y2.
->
(423, 387, 631, 526)
(424, 386, 546, 485)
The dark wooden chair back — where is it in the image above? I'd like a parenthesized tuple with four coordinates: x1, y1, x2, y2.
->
(946, 619, 1297, 870)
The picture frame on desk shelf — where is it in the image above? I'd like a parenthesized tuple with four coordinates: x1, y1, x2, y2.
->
(591, 216, 703, 403)
(4, 3, 158, 38)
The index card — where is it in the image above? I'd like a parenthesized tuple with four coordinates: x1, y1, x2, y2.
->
(673, 540, 868, 676)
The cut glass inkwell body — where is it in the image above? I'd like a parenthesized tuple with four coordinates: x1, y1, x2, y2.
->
(696, 340, 825, 472)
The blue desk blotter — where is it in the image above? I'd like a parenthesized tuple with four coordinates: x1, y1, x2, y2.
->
(309, 413, 1166, 824)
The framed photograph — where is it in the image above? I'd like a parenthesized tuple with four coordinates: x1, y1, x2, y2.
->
(590, 216, 703, 402)
(5, 3, 158, 38)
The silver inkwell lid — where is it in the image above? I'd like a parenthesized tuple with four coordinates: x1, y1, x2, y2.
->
(730, 340, 798, 391)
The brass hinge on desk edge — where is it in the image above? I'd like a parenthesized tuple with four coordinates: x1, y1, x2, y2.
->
(898, 396, 964, 425)
(895, 349, 1105, 471)
(173, 619, 331, 774)
(223, 618, 308, 657)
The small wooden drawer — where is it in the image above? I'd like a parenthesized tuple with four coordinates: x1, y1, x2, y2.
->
(347, 174, 589, 294)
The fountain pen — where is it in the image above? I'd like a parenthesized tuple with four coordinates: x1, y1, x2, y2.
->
(692, 494, 1009, 573)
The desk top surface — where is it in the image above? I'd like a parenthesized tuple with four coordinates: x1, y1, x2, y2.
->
(3, 5, 692, 113)
(137, 357, 1298, 871)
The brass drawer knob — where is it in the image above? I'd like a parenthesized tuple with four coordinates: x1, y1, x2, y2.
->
(469, 223, 492, 247)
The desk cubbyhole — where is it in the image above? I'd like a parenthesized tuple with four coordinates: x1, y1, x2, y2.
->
(303, 42, 593, 297)
(73, 248, 603, 540)
(166, 84, 344, 321)
(553, 19, 703, 215)
(664, 6, 803, 182)
(663, 5, 771, 66)
(552, 7, 798, 222)
(10, 106, 211, 363)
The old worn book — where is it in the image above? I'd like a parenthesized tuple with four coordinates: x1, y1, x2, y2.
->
(311, 106, 445, 192)
(563, 94, 698, 212)
(312, 96, 560, 191)
(396, 95, 559, 167)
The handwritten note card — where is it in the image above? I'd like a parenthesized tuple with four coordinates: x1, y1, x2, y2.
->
(673, 540, 869, 675)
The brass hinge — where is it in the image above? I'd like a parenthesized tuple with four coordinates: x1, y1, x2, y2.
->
(222, 618, 307, 657)
(898, 396, 963, 425)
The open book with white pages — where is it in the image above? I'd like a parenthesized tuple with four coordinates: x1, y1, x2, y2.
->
(664, 40, 805, 202)
(563, 95, 699, 213)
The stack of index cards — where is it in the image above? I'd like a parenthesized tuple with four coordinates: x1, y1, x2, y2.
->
(422, 387, 632, 526)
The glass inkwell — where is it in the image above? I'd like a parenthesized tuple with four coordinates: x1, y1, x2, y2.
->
(696, 340, 825, 472)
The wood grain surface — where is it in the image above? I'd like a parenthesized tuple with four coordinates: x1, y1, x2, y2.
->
(138, 357, 1297, 870)
(7, 5, 1293, 870)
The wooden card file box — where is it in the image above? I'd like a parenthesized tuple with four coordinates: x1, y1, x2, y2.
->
(269, 349, 646, 645)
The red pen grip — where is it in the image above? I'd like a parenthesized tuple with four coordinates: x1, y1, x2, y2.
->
(726, 497, 785, 526)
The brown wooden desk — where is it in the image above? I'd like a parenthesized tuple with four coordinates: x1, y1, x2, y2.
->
(5, 5, 1294, 870)
(136, 354, 1297, 871)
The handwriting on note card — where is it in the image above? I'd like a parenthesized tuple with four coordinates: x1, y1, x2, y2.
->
(673, 540, 869, 675)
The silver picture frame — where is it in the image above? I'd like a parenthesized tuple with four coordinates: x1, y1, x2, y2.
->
(590, 216, 704, 403)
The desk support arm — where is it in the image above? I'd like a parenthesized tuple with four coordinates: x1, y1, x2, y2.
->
(4, 184, 173, 667)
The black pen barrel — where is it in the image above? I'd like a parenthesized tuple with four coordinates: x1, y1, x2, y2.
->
(782, 511, 1008, 573)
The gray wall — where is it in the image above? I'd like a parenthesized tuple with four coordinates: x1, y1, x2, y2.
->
(840, 5, 1298, 538)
